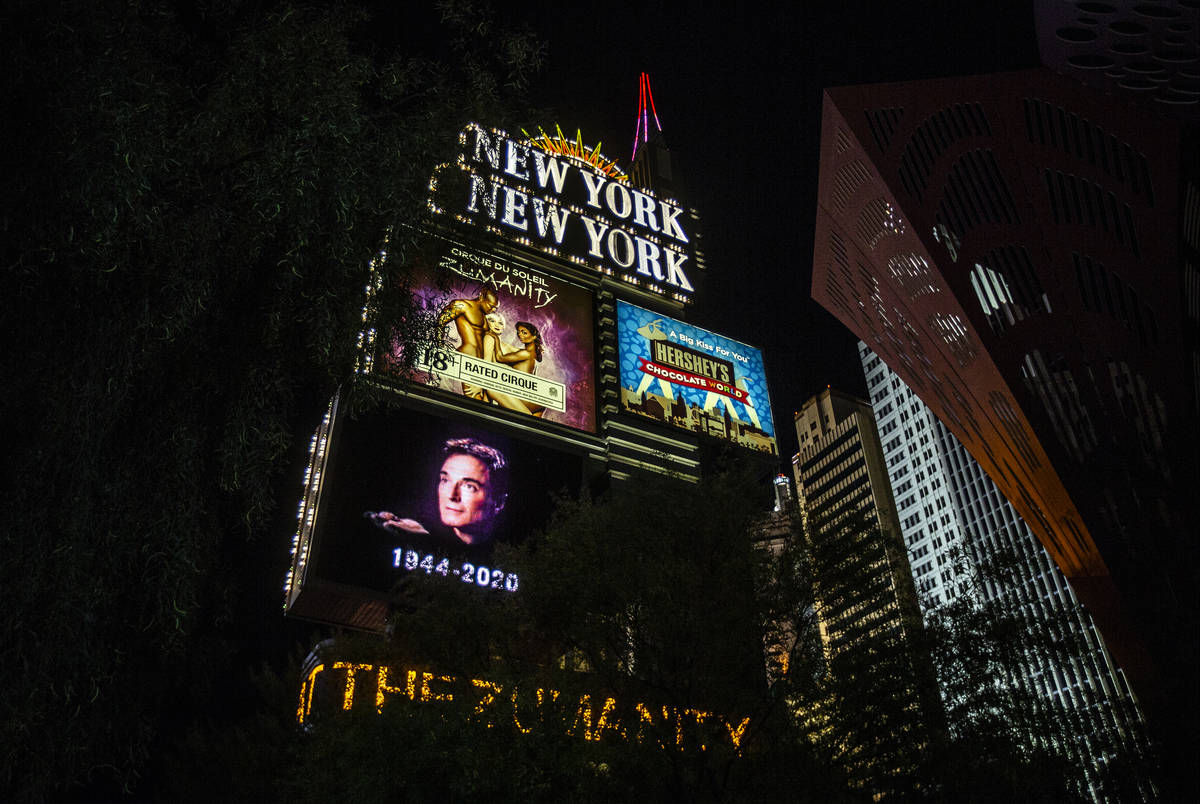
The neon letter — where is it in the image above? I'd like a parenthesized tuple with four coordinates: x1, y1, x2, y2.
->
(501, 187, 529, 231)
(607, 229, 635, 268)
(579, 171, 607, 210)
(635, 237, 665, 280)
(504, 139, 530, 181)
(472, 127, 500, 169)
(580, 216, 609, 257)
(531, 150, 570, 194)
(467, 174, 498, 219)
(659, 201, 688, 242)
(664, 248, 694, 292)
(633, 190, 660, 231)
(604, 182, 632, 219)
(530, 197, 570, 244)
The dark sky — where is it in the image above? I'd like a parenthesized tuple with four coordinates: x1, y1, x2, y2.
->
(513, 3, 1040, 462)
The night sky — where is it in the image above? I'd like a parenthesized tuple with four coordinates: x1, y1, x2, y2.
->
(512, 3, 1041, 462)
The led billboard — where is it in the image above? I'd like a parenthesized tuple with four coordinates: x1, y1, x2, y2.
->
(376, 237, 596, 432)
(288, 401, 585, 630)
(616, 301, 777, 454)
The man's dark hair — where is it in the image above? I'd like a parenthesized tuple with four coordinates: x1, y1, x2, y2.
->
(441, 437, 509, 508)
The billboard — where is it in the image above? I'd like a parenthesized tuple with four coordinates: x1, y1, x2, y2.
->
(290, 402, 585, 628)
(431, 123, 700, 301)
(616, 301, 777, 454)
(376, 237, 596, 432)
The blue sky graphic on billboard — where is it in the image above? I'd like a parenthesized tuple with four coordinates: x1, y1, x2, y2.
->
(616, 301, 776, 455)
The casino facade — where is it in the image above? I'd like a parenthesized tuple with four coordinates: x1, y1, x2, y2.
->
(282, 75, 778, 634)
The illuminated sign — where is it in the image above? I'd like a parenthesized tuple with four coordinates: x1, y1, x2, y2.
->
(376, 236, 596, 433)
(298, 661, 751, 754)
(616, 301, 777, 454)
(523, 124, 626, 181)
(431, 123, 698, 301)
(286, 402, 584, 630)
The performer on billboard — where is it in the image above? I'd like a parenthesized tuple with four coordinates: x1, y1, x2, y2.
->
(438, 287, 499, 400)
(496, 321, 544, 373)
(494, 321, 547, 417)
(481, 312, 535, 415)
(365, 438, 509, 553)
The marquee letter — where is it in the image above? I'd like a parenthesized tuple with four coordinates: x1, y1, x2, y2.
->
(579, 171, 607, 210)
(581, 216, 609, 257)
(504, 139, 530, 181)
(472, 679, 503, 725)
(511, 688, 536, 735)
(607, 229, 635, 268)
(633, 703, 667, 750)
(591, 697, 625, 741)
(635, 237, 666, 280)
(472, 127, 500, 169)
(660, 201, 689, 243)
(570, 694, 594, 739)
(633, 190, 660, 231)
(467, 174, 498, 219)
(531, 150, 570, 194)
(332, 662, 375, 711)
(664, 248, 694, 292)
(375, 666, 408, 712)
(724, 716, 751, 753)
(604, 182, 632, 219)
(531, 197, 570, 244)
(685, 709, 711, 752)
(297, 663, 324, 724)
(420, 672, 455, 703)
(501, 187, 529, 231)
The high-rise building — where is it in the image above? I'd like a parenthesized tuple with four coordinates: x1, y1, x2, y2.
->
(791, 389, 923, 659)
(860, 340, 1154, 801)
(790, 389, 931, 796)
(808, 68, 1197, 776)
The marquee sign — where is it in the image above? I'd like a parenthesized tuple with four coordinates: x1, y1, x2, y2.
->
(431, 123, 698, 302)
(298, 661, 751, 754)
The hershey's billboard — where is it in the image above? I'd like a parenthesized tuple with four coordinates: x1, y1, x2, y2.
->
(616, 301, 777, 455)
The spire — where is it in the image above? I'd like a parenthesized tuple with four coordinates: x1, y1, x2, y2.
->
(629, 72, 677, 196)
(632, 71, 664, 162)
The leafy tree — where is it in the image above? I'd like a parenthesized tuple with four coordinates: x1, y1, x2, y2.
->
(153, 442, 1156, 801)
(773, 501, 1150, 801)
(159, 461, 861, 802)
(914, 544, 1158, 802)
(505, 467, 846, 801)
(1, 1, 542, 799)
(785, 504, 939, 800)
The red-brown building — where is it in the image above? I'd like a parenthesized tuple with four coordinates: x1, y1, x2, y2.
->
(810, 68, 1198, 779)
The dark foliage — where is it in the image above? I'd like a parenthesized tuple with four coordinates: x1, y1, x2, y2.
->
(1, 1, 542, 799)
(156, 457, 1153, 801)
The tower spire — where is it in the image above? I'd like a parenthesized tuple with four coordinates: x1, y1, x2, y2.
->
(632, 71, 663, 162)
(629, 72, 676, 196)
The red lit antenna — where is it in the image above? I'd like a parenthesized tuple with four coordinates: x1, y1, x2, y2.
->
(632, 72, 663, 162)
